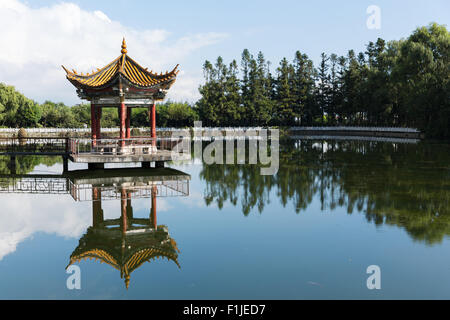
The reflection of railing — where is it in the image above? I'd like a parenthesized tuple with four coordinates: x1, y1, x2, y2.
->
(69, 179, 189, 201)
(0, 176, 68, 194)
(0, 169, 190, 201)
(68, 137, 190, 157)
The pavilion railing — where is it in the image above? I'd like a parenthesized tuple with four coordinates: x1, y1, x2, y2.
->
(0, 175, 190, 201)
(68, 137, 191, 157)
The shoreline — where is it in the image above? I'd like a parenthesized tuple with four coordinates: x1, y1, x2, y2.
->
(0, 126, 423, 139)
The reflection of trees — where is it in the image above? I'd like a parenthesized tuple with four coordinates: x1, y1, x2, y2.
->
(0, 155, 61, 174)
(201, 164, 275, 215)
(199, 140, 323, 215)
(332, 141, 450, 244)
(199, 140, 450, 244)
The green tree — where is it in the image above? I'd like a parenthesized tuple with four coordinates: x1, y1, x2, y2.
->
(292, 51, 316, 125)
(238, 49, 257, 125)
(197, 60, 221, 126)
(316, 53, 330, 124)
(394, 23, 450, 137)
(71, 104, 91, 127)
(223, 60, 242, 126)
(0, 83, 41, 127)
(274, 57, 295, 125)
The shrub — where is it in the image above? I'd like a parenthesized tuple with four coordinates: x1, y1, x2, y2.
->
(18, 128, 27, 139)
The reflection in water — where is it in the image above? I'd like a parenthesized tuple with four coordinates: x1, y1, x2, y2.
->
(0, 138, 449, 298)
(0, 167, 190, 289)
(0, 155, 61, 175)
(1, 139, 449, 247)
(67, 185, 181, 289)
(199, 139, 450, 244)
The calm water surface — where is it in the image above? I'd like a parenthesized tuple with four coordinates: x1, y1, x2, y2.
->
(0, 138, 449, 299)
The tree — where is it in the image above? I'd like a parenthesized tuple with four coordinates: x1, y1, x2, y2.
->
(316, 53, 330, 124)
(17, 99, 41, 127)
(291, 51, 316, 126)
(240, 49, 257, 125)
(0, 83, 42, 127)
(158, 102, 199, 127)
(223, 60, 242, 125)
(251, 52, 273, 125)
(39, 101, 76, 128)
(274, 57, 295, 125)
(196, 60, 220, 126)
(394, 23, 450, 137)
(71, 104, 91, 127)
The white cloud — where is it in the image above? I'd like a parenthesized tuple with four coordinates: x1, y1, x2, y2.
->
(0, 0, 227, 104)
(94, 10, 111, 23)
(0, 191, 189, 261)
(0, 193, 91, 261)
(0, 163, 189, 261)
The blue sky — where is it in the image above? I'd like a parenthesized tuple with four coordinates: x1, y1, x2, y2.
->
(2, 0, 449, 104)
(28, 0, 449, 63)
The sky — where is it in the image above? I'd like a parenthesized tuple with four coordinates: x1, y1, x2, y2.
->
(0, 0, 448, 105)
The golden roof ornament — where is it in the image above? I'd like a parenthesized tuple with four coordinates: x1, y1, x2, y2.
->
(121, 37, 127, 55)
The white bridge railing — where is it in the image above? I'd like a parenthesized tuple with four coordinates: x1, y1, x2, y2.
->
(290, 126, 420, 132)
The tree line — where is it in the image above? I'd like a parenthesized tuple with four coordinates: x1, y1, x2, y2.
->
(197, 23, 449, 138)
(0, 23, 448, 138)
(0, 84, 197, 129)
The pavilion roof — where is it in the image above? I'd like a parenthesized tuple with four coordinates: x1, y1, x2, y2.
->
(62, 38, 179, 90)
(68, 245, 180, 289)
(66, 226, 180, 289)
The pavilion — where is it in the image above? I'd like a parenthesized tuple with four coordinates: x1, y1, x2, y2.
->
(62, 38, 179, 145)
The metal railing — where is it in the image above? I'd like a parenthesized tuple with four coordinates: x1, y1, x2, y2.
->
(0, 137, 69, 154)
(68, 137, 190, 157)
(0, 136, 192, 158)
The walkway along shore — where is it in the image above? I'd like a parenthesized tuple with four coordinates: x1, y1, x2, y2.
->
(0, 126, 423, 139)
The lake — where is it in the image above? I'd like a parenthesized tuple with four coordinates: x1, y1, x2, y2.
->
(0, 138, 449, 299)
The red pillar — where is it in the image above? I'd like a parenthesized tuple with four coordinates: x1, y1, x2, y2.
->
(151, 185, 157, 230)
(119, 102, 126, 146)
(91, 103, 97, 146)
(151, 103, 156, 138)
(150, 103, 156, 147)
(121, 189, 128, 233)
(127, 192, 132, 218)
(126, 107, 131, 138)
(96, 107, 102, 140)
(92, 187, 103, 228)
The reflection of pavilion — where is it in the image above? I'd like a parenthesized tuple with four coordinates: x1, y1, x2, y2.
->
(0, 167, 189, 201)
(66, 168, 189, 289)
(0, 168, 190, 289)
(68, 167, 190, 201)
(67, 186, 181, 289)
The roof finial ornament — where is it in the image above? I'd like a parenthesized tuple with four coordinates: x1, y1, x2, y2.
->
(121, 37, 127, 55)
